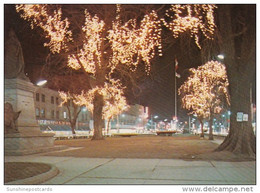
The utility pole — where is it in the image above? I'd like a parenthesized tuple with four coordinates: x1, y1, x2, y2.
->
(189, 115, 191, 133)
(175, 64, 177, 120)
(174, 58, 180, 130)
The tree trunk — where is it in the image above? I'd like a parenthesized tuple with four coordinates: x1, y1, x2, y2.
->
(215, 80, 255, 156)
(92, 92, 104, 140)
(70, 120, 76, 135)
(208, 117, 214, 140)
(67, 103, 81, 136)
(199, 119, 204, 138)
(215, 5, 256, 157)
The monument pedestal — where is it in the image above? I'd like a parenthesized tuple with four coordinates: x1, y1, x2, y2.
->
(4, 133, 60, 156)
(4, 78, 64, 155)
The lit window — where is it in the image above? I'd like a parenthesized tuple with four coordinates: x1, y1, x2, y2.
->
(40, 108, 45, 118)
(35, 108, 40, 117)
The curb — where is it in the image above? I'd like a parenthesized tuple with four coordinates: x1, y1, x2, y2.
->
(6, 163, 59, 185)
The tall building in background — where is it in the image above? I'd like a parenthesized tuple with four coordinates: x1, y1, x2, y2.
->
(34, 87, 91, 132)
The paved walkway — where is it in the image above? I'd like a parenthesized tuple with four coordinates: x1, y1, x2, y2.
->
(5, 154, 256, 185)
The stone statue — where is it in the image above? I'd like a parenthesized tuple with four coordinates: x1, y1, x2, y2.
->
(4, 102, 21, 134)
(4, 29, 27, 79)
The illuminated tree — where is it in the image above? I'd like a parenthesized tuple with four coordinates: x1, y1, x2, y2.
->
(179, 61, 230, 139)
(16, 4, 217, 140)
(66, 79, 129, 136)
(47, 73, 91, 135)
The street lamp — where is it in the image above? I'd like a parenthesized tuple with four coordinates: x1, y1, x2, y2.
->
(152, 115, 158, 130)
(217, 54, 225, 60)
(36, 79, 47, 86)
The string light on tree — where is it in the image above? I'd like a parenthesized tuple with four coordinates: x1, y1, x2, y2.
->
(163, 4, 217, 49)
(108, 10, 162, 74)
(67, 9, 105, 74)
(16, 4, 72, 53)
(60, 79, 129, 120)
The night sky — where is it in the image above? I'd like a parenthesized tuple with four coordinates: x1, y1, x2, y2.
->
(4, 4, 256, 123)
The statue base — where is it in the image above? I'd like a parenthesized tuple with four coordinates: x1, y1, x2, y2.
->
(4, 132, 66, 156)
(4, 78, 65, 155)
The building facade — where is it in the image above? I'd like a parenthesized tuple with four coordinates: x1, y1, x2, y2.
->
(34, 86, 148, 136)
(110, 105, 149, 131)
(34, 87, 91, 134)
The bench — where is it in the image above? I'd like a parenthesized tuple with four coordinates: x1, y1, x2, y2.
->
(112, 133, 138, 137)
(156, 131, 177, 136)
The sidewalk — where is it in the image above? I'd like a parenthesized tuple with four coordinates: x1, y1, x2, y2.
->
(5, 154, 256, 185)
